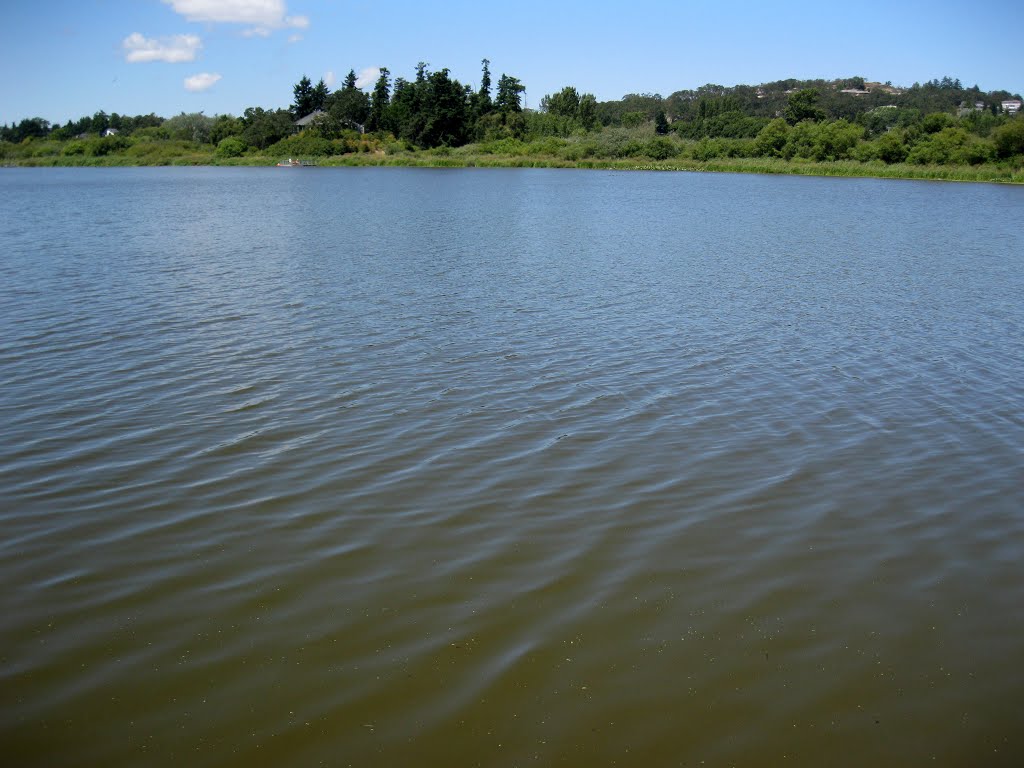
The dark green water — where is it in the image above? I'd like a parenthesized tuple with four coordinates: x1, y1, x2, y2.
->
(2, 167, 1023, 766)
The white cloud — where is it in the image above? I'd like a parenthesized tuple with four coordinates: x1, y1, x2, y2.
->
(163, 1, 308, 30)
(123, 32, 201, 63)
(184, 72, 222, 92)
(324, 70, 336, 88)
(286, 33, 303, 44)
(355, 67, 380, 89)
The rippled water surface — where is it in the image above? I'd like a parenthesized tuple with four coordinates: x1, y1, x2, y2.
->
(2, 167, 1023, 766)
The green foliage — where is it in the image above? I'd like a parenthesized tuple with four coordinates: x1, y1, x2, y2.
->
(813, 119, 864, 160)
(326, 87, 370, 134)
(163, 112, 215, 143)
(266, 132, 334, 157)
(88, 134, 132, 156)
(578, 95, 598, 131)
(906, 127, 993, 165)
(0, 117, 50, 142)
(874, 130, 911, 164)
(475, 111, 527, 142)
(495, 74, 525, 113)
(674, 110, 768, 140)
(386, 66, 472, 147)
(210, 115, 244, 144)
(542, 87, 581, 118)
(784, 89, 826, 124)
(859, 107, 900, 138)
(132, 125, 171, 141)
(654, 110, 669, 135)
(645, 136, 678, 159)
(215, 137, 247, 158)
(621, 111, 646, 128)
(124, 139, 203, 163)
(476, 59, 493, 115)
(367, 68, 391, 132)
(753, 118, 789, 157)
(312, 79, 330, 112)
(993, 119, 1024, 157)
(921, 112, 956, 133)
(292, 75, 315, 118)
(536, 87, 599, 135)
(473, 137, 520, 155)
(597, 93, 664, 127)
(241, 107, 293, 149)
(4, 65, 1022, 177)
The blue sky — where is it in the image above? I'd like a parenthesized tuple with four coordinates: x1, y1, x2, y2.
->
(2, 0, 1022, 125)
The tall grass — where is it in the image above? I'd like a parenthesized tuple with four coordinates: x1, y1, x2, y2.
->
(2, 133, 1021, 183)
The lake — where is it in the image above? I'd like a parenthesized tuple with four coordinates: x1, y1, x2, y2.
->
(1, 166, 1023, 766)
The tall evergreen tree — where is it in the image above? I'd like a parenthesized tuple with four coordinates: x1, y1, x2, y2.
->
(312, 79, 330, 112)
(292, 76, 315, 117)
(367, 68, 391, 132)
(495, 74, 525, 113)
(478, 58, 493, 112)
(654, 109, 669, 134)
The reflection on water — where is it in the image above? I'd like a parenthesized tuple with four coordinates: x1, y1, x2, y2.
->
(1, 167, 1023, 766)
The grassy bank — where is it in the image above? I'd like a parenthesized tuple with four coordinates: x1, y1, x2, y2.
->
(4, 139, 1023, 184)
(312, 151, 1024, 183)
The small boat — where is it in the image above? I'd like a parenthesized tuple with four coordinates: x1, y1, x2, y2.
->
(276, 158, 314, 167)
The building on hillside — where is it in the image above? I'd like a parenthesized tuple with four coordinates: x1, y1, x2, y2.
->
(102, 128, 119, 137)
(1002, 100, 1022, 115)
(839, 88, 869, 96)
(865, 82, 905, 96)
(293, 110, 326, 132)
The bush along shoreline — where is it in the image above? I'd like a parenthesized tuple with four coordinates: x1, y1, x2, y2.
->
(3, 67, 1023, 184)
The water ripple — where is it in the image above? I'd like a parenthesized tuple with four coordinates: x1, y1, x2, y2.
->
(1, 168, 1023, 767)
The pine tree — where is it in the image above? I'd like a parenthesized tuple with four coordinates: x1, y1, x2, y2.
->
(292, 76, 315, 118)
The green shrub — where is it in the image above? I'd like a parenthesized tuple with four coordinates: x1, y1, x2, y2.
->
(88, 134, 131, 156)
(132, 125, 170, 141)
(873, 131, 909, 164)
(753, 118, 789, 157)
(215, 137, 247, 158)
(645, 137, 678, 160)
(906, 127, 985, 165)
(692, 138, 726, 161)
(993, 119, 1024, 158)
(265, 132, 334, 157)
(622, 111, 646, 128)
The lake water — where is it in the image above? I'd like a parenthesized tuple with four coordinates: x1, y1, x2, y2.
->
(1, 167, 1023, 766)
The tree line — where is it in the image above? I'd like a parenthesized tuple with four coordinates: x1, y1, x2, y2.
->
(2, 67, 1022, 165)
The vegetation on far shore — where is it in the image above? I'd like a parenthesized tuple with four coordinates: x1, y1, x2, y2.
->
(3, 65, 1023, 184)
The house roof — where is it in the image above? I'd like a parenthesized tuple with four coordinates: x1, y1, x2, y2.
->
(294, 110, 325, 126)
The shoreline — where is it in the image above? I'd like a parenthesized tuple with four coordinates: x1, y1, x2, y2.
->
(4, 153, 1023, 184)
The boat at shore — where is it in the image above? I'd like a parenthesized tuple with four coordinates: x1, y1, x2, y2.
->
(276, 158, 315, 167)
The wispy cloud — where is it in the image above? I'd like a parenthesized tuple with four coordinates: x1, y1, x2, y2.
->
(287, 33, 303, 44)
(163, 1, 309, 36)
(123, 32, 201, 63)
(324, 70, 336, 88)
(355, 67, 381, 89)
(184, 72, 222, 92)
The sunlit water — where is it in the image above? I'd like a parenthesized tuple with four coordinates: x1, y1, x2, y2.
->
(2, 167, 1023, 766)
